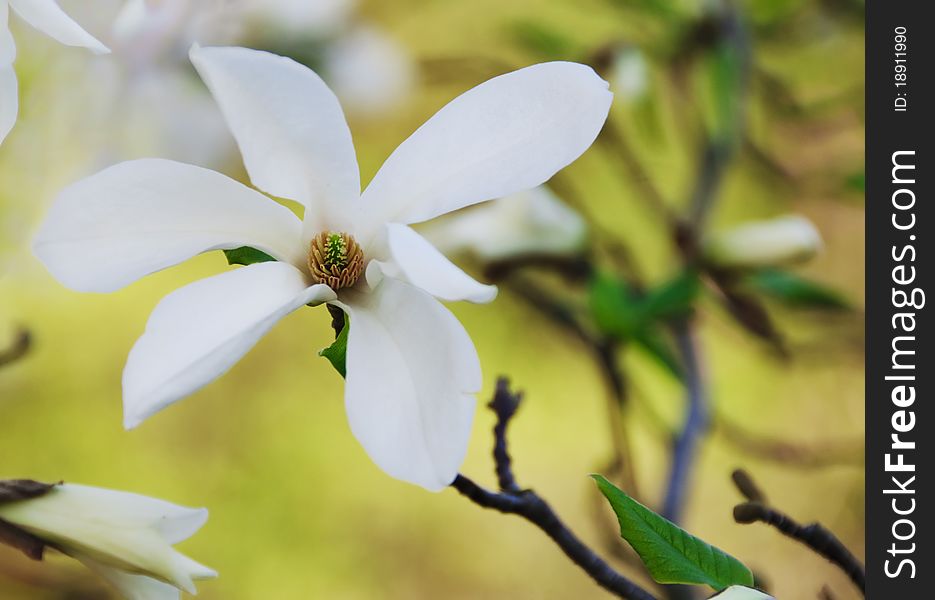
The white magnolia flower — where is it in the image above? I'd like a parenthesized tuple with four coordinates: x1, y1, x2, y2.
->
(703, 215, 823, 270)
(0, 0, 109, 145)
(708, 585, 774, 599)
(34, 46, 612, 490)
(0, 482, 216, 599)
(421, 185, 587, 261)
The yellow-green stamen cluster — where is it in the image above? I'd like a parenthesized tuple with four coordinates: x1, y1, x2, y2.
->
(307, 231, 364, 290)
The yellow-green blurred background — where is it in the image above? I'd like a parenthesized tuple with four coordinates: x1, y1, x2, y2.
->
(1, 0, 864, 598)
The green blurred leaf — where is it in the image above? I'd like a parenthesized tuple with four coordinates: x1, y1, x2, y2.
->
(593, 475, 754, 591)
(510, 21, 575, 60)
(588, 272, 690, 379)
(589, 273, 643, 338)
(319, 319, 348, 378)
(846, 171, 865, 193)
(642, 270, 701, 319)
(632, 329, 683, 379)
(223, 246, 276, 266)
(745, 269, 850, 310)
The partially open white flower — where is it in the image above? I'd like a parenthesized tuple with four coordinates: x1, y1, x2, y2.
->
(34, 46, 612, 490)
(0, 482, 216, 599)
(0, 0, 109, 145)
(703, 215, 822, 270)
(708, 585, 774, 599)
(421, 186, 588, 261)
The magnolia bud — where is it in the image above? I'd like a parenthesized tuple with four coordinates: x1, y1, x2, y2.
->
(703, 215, 822, 269)
(0, 482, 216, 599)
(709, 586, 775, 599)
(421, 186, 587, 261)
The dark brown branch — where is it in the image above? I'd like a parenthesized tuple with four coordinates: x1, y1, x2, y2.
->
(731, 469, 865, 595)
(717, 416, 864, 469)
(0, 329, 31, 368)
(452, 380, 657, 600)
(488, 378, 521, 493)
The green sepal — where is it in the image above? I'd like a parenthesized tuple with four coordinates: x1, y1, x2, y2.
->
(223, 246, 277, 267)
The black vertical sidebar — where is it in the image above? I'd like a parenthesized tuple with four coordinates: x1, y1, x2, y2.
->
(866, 1, 931, 597)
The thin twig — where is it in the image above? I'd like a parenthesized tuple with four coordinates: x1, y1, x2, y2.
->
(0, 329, 31, 368)
(452, 379, 658, 600)
(731, 469, 865, 595)
(716, 415, 864, 469)
(488, 378, 521, 493)
(502, 277, 641, 499)
(661, 322, 709, 523)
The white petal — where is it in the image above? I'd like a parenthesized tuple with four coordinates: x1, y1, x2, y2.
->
(123, 262, 335, 428)
(8, 0, 109, 53)
(383, 223, 496, 303)
(360, 61, 612, 226)
(0, 64, 15, 145)
(1, 3, 15, 67)
(78, 556, 181, 600)
(34, 159, 306, 293)
(9, 484, 209, 543)
(190, 45, 360, 226)
(337, 278, 478, 491)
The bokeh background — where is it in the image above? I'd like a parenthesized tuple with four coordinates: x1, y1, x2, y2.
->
(1, 0, 864, 598)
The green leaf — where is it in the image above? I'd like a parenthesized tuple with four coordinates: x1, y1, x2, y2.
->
(319, 319, 349, 378)
(223, 246, 276, 267)
(592, 475, 754, 591)
(745, 269, 850, 310)
(632, 329, 683, 380)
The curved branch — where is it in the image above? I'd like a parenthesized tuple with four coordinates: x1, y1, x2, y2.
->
(0, 329, 31, 368)
(731, 469, 865, 595)
(452, 378, 657, 600)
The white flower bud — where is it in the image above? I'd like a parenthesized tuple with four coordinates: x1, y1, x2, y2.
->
(709, 585, 774, 599)
(610, 47, 649, 102)
(704, 215, 822, 269)
(421, 186, 588, 261)
(0, 483, 216, 599)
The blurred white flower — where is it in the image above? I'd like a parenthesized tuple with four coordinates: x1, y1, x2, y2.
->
(0, 0, 109, 145)
(609, 46, 648, 102)
(421, 185, 587, 261)
(71, 0, 410, 166)
(323, 24, 415, 117)
(703, 215, 822, 270)
(34, 46, 611, 490)
(242, 0, 354, 39)
(0, 482, 216, 599)
(709, 586, 774, 599)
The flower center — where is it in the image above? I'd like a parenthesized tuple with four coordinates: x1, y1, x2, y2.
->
(307, 231, 364, 290)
